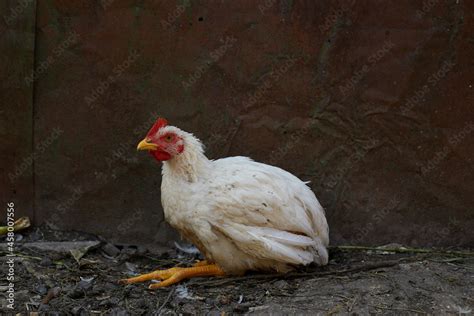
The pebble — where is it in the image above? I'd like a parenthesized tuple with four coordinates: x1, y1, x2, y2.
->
(124, 262, 138, 273)
(273, 280, 289, 289)
(102, 243, 121, 257)
(77, 280, 93, 291)
(35, 283, 48, 295)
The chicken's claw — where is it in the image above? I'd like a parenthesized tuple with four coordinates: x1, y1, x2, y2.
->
(119, 264, 225, 289)
(119, 267, 183, 285)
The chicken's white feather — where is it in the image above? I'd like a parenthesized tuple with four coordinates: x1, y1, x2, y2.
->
(159, 126, 329, 274)
(248, 227, 315, 247)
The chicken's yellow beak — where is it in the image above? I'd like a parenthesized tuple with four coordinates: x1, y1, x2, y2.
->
(137, 138, 158, 151)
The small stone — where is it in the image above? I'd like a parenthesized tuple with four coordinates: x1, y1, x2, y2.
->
(77, 280, 93, 291)
(35, 283, 48, 295)
(273, 280, 289, 289)
(102, 243, 121, 257)
(124, 262, 138, 273)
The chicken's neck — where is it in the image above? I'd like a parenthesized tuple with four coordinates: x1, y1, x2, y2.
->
(162, 132, 211, 183)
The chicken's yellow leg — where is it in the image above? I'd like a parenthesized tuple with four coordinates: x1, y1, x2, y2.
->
(149, 264, 225, 289)
(119, 267, 183, 284)
(119, 264, 225, 289)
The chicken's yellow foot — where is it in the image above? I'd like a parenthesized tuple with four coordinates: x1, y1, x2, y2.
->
(119, 267, 184, 284)
(119, 264, 225, 289)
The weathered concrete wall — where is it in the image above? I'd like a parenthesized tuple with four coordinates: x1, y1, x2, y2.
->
(3, 0, 473, 248)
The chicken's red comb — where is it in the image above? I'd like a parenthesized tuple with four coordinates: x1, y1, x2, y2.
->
(146, 117, 168, 136)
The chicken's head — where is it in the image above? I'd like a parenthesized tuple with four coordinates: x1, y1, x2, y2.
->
(136, 118, 184, 162)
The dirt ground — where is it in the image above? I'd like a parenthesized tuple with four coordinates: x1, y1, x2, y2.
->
(1, 226, 473, 315)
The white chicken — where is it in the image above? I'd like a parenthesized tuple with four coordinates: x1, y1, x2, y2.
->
(120, 118, 329, 289)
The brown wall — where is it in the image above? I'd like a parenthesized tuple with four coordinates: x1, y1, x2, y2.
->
(2, 0, 473, 248)
(1, 0, 36, 225)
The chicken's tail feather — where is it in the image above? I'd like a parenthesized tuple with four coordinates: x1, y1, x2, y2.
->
(218, 224, 328, 266)
(250, 226, 329, 266)
(250, 227, 314, 247)
(310, 238, 328, 265)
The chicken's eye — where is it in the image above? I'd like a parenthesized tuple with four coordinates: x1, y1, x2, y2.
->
(164, 135, 174, 142)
